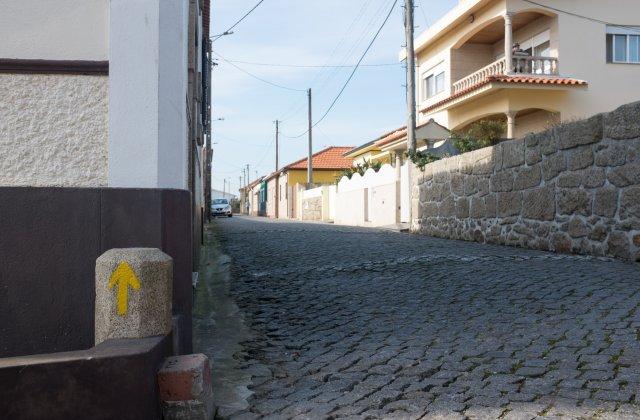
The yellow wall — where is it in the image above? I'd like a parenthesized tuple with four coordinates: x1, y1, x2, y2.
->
(286, 169, 344, 186)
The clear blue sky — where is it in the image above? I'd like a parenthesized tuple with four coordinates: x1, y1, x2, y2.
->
(210, 0, 457, 193)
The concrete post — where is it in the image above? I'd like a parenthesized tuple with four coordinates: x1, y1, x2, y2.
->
(395, 152, 402, 224)
(506, 111, 516, 139)
(95, 248, 173, 345)
(504, 12, 515, 74)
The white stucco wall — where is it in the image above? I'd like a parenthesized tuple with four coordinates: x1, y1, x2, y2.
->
(0, 74, 108, 187)
(0, 0, 108, 60)
(109, 0, 188, 190)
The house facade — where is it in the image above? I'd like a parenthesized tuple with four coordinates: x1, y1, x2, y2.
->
(240, 147, 353, 219)
(345, 120, 451, 167)
(412, 0, 640, 138)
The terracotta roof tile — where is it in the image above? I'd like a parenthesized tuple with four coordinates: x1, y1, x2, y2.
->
(420, 75, 587, 114)
(285, 146, 354, 170)
(373, 119, 450, 147)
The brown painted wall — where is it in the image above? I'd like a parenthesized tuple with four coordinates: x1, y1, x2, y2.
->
(0, 187, 193, 358)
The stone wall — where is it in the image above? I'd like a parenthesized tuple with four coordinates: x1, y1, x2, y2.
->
(302, 196, 322, 221)
(413, 101, 640, 261)
(0, 74, 108, 187)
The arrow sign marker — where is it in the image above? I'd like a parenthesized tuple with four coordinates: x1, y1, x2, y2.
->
(108, 261, 141, 316)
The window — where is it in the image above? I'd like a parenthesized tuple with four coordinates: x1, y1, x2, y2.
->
(606, 26, 640, 64)
(423, 70, 445, 100)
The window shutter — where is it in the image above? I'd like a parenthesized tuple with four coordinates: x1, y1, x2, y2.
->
(606, 34, 613, 63)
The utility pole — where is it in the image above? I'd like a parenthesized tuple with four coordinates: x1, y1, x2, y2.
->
(405, 0, 417, 154)
(274, 119, 280, 218)
(404, 0, 417, 230)
(223, 178, 226, 197)
(307, 88, 313, 186)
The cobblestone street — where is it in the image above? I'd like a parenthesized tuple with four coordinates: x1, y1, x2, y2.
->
(197, 216, 640, 419)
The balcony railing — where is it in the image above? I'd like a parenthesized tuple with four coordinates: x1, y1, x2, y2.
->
(451, 56, 559, 95)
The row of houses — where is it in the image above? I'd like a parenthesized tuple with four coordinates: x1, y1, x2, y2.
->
(239, 0, 639, 226)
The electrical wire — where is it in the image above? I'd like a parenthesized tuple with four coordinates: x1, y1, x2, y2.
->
(277, 0, 379, 122)
(219, 59, 402, 68)
(283, 0, 399, 139)
(212, 0, 267, 42)
(521, 0, 640, 33)
(213, 51, 306, 92)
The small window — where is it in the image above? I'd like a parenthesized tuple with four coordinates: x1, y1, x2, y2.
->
(614, 34, 628, 62)
(423, 71, 445, 100)
(606, 26, 640, 64)
(435, 72, 445, 94)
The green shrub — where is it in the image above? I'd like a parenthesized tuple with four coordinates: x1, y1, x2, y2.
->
(406, 149, 441, 171)
(335, 160, 382, 183)
(452, 119, 506, 153)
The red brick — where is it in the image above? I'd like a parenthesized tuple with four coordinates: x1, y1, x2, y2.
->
(157, 354, 211, 402)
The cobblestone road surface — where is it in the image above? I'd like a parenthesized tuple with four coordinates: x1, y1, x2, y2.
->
(201, 216, 640, 419)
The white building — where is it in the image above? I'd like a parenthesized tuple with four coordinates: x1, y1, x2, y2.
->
(0, 0, 212, 259)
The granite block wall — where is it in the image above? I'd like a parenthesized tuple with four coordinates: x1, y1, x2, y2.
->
(412, 102, 640, 261)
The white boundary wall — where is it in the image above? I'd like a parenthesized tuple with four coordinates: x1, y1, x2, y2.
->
(334, 164, 401, 227)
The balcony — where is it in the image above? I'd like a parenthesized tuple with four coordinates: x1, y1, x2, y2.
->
(452, 56, 559, 94)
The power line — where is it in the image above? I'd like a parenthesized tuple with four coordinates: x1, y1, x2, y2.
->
(521, 0, 640, 33)
(283, 0, 399, 139)
(219, 58, 402, 68)
(212, 51, 306, 92)
(277, 0, 379, 122)
(212, 0, 267, 41)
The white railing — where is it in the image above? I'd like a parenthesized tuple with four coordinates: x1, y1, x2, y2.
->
(513, 56, 559, 76)
(452, 58, 506, 94)
(451, 56, 559, 95)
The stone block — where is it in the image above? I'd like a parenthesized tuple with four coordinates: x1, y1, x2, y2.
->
(502, 140, 525, 168)
(566, 217, 590, 238)
(566, 146, 594, 171)
(608, 162, 640, 187)
(620, 187, 640, 219)
(421, 201, 438, 217)
(542, 153, 566, 181)
(603, 101, 640, 140)
(439, 196, 456, 216)
(485, 194, 497, 217)
(557, 172, 582, 188)
(540, 133, 558, 155)
(522, 186, 555, 221)
(606, 231, 631, 260)
(594, 186, 618, 217)
(95, 248, 172, 345)
(469, 196, 486, 218)
(514, 165, 542, 190)
(497, 191, 522, 217)
(582, 167, 606, 188)
(464, 175, 478, 196)
(490, 171, 514, 192)
(558, 189, 591, 216)
(433, 168, 451, 184)
(594, 142, 627, 167)
(556, 113, 603, 150)
(525, 131, 543, 147)
(589, 224, 608, 242)
(477, 178, 490, 196)
(526, 146, 542, 165)
(158, 354, 214, 420)
(451, 173, 465, 196)
(551, 232, 572, 253)
(455, 197, 470, 219)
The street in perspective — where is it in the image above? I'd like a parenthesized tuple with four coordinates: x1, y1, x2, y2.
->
(1, 0, 640, 419)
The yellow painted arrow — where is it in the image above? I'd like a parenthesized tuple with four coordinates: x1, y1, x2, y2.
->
(108, 261, 141, 316)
